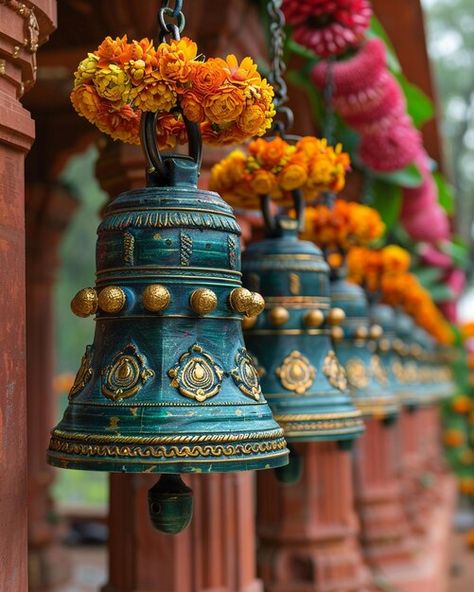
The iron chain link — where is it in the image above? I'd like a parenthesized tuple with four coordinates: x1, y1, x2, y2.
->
(157, 0, 185, 42)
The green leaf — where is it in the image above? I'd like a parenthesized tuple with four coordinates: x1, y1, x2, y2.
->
(429, 284, 455, 302)
(286, 38, 320, 62)
(287, 68, 324, 124)
(367, 16, 401, 73)
(413, 266, 444, 287)
(434, 172, 455, 214)
(395, 74, 434, 128)
(373, 163, 423, 188)
(439, 239, 470, 269)
(371, 180, 402, 231)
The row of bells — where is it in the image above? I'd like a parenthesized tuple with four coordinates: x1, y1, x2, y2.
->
(48, 156, 454, 479)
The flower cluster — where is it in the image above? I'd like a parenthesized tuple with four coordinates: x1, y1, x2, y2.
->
(302, 199, 385, 255)
(209, 136, 350, 209)
(347, 245, 453, 343)
(283, 0, 372, 58)
(71, 36, 275, 148)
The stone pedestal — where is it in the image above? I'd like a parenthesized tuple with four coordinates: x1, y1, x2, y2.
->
(0, 2, 55, 590)
(354, 418, 414, 570)
(257, 442, 373, 592)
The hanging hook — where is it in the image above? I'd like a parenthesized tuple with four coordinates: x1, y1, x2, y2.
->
(156, 0, 186, 43)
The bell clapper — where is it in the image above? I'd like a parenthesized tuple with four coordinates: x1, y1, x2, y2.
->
(275, 445, 303, 485)
(148, 474, 193, 534)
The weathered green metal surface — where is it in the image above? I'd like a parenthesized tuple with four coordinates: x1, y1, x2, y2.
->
(47, 156, 289, 473)
(241, 221, 364, 443)
(330, 278, 399, 420)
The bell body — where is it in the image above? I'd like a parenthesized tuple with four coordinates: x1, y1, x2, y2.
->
(241, 224, 363, 443)
(330, 278, 399, 419)
(48, 157, 288, 474)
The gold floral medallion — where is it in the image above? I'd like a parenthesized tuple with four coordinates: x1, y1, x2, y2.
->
(370, 355, 388, 385)
(168, 344, 224, 403)
(276, 351, 316, 395)
(231, 348, 263, 401)
(101, 344, 154, 401)
(69, 345, 94, 400)
(345, 358, 369, 390)
(323, 350, 347, 391)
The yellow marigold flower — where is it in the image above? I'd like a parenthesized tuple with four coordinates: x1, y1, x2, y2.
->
(74, 53, 99, 86)
(94, 64, 135, 105)
(223, 54, 261, 85)
(204, 86, 245, 125)
(381, 245, 411, 275)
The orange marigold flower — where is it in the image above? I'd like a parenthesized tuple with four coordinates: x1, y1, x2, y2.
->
(156, 37, 197, 85)
(204, 86, 245, 125)
(452, 395, 472, 414)
(155, 113, 187, 151)
(181, 91, 205, 123)
(279, 163, 308, 191)
(222, 54, 261, 86)
(71, 83, 102, 124)
(95, 35, 129, 67)
(443, 429, 464, 448)
(190, 58, 227, 94)
(133, 78, 176, 113)
(250, 170, 278, 195)
(237, 105, 268, 136)
(381, 245, 411, 275)
(95, 103, 141, 145)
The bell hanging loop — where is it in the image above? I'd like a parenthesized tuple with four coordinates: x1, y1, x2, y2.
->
(260, 188, 305, 238)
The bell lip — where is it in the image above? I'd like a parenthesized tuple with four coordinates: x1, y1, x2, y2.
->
(46, 448, 289, 473)
(46, 427, 290, 473)
(274, 409, 365, 443)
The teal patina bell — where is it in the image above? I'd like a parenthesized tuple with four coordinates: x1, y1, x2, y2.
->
(330, 276, 399, 420)
(47, 115, 289, 533)
(241, 205, 363, 445)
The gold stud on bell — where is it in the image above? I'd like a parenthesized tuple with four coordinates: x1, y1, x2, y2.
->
(190, 288, 218, 315)
(355, 326, 368, 340)
(229, 287, 253, 314)
(71, 287, 98, 318)
(331, 326, 344, 341)
(142, 284, 171, 312)
(369, 324, 383, 340)
(242, 315, 258, 330)
(304, 309, 325, 328)
(98, 286, 126, 314)
(268, 306, 290, 326)
(246, 292, 265, 317)
(328, 307, 346, 325)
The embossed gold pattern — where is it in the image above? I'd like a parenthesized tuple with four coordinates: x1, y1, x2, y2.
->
(276, 351, 316, 395)
(142, 284, 170, 312)
(71, 288, 98, 318)
(345, 358, 369, 390)
(370, 355, 388, 385)
(323, 350, 347, 391)
(101, 344, 154, 401)
(69, 346, 94, 400)
(98, 286, 126, 314)
(168, 344, 224, 402)
(231, 348, 262, 401)
(190, 288, 218, 315)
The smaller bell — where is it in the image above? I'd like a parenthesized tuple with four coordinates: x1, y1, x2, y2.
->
(330, 276, 399, 420)
(393, 311, 419, 410)
(242, 219, 364, 444)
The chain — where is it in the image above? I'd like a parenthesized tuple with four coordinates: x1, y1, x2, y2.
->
(157, 0, 185, 43)
(267, 0, 288, 110)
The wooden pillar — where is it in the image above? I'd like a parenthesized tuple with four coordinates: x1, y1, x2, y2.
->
(0, 2, 55, 590)
(97, 141, 262, 592)
(26, 184, 77, 590)
(354, 419, 414, 570)
(257, 442, 373, 592)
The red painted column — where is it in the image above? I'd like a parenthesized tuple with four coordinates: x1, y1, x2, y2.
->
(97, 141, 262, 592)
(0, 2, 55, 590)
(257, 442, 373, 592)
(26, 185, 77, 590)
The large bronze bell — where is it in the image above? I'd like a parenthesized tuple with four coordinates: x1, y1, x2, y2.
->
(47, 114, 289, 533)
(330, 275, 399, 420)
(241, 202, 363, 445)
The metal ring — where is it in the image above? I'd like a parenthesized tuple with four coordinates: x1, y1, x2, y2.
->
(161, 0, 183, 17)
(159, 7, 186, 39)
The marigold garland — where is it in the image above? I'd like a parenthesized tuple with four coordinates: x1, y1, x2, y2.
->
(347, 245, 453, 344)
(209, 136, 350, 209)
(71, 36, 275, 147)
(301, 199, 385, 254)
